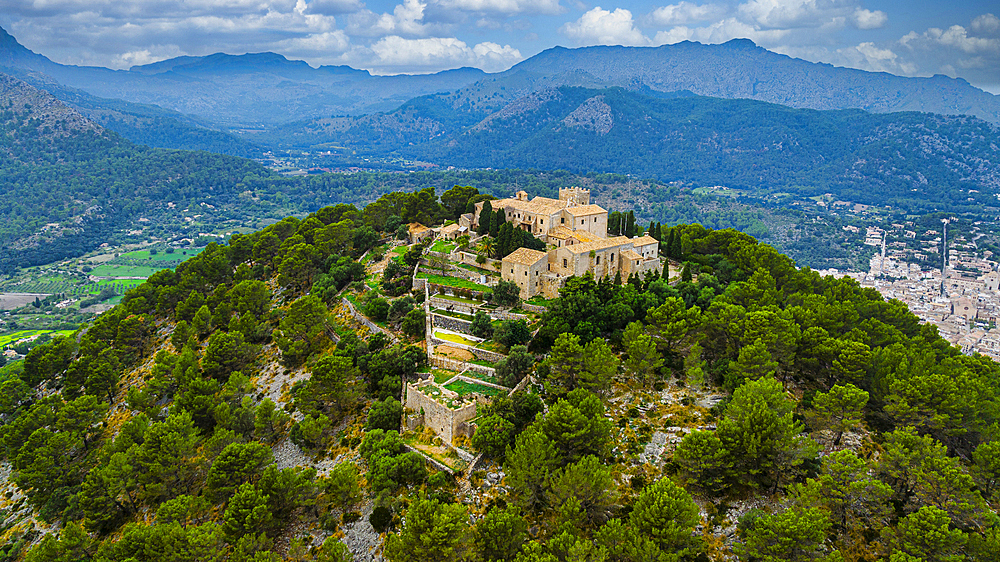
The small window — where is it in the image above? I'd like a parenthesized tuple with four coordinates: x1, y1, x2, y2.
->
(561, 217, 565, 224)
(563, 258, 567, 267)
(511, 269, 514, 274)
(596, 256, 600, 265)
(594, 217, 597, 222)
(611, 253, 615, 262)
(581, 219, 585, 225)
(524, 271, 528, 276)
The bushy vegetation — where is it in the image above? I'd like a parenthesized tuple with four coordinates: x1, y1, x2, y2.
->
(1, 184, 997, 562)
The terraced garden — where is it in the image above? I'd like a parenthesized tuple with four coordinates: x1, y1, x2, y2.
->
(444, 379, 505, 397)
(417, 273, 491, 292)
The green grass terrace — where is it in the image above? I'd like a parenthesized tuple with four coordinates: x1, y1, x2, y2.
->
(444, 379, 506, 397)
(417, 273, 491, 292)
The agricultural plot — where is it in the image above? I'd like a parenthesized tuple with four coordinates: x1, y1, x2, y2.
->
(89, 264, 163, 278)
(0, 329, 75, 348)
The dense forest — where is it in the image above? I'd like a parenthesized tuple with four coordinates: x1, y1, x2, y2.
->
(0, 184, 997, 561)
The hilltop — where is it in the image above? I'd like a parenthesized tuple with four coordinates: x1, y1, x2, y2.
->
(0, 188, 996, 561)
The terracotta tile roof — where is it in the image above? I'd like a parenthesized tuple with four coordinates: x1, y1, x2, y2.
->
(502, 247, 548, 266)
(632, 235, 658, 247)
(563, 204, 606, 216)
(408, 222, 429, 234)
(439, 224, 461, 234)
(548, 226, 599, 243)
(499, 197, 569, 216)
(562, 236, 632, 254)
(621, 249, 642, 261)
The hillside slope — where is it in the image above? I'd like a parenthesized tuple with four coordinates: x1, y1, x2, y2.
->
(0, 198, 996, 561)
(0, 72, 268, 271)
(282, 86, 1000, 213)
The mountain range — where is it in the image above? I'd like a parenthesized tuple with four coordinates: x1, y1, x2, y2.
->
(2, 25, 999, 138)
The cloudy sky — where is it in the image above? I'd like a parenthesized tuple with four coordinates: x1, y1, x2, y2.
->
(1, 0, 998, 92)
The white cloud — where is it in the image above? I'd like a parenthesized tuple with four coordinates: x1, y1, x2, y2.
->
(902, 24, 1000, 55)
(653, 16, 789, 46)
(275, 30, 351, 54)
(851, 8, 886, 30)
(842, 41, 915, 74)
(646, 2, 725, 26)
(367, 35, 521, 72)
(436, 0, 563, 15)
(560, 6, 651, 46)
(971, 13, 999, 35)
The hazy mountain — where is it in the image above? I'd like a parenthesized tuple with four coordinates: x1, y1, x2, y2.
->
(0, 26, 486, 127)
(293, 86, 1000, 213)
(3, 26, 998, 134)
(450, 40, 1000, 124)
(0, 72, 268, 270)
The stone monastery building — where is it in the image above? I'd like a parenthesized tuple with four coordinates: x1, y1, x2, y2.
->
(472, 187, 662, 299)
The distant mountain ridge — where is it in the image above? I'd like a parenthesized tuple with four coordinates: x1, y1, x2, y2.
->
(0, 26, 487, 126)
(1, 26, 998, 131)
(285, 86, 1000, 213)
(447, 40, 1000, 123)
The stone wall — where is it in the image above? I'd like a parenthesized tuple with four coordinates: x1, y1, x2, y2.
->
(470, 347, 506, 363)
(429, 355, 497, 378)
(490, 309, 529, 322)
(426, 283, 490, 301)
(404, 381, 478, 444)
(520, 302, 548, 314)
(342, 298, 398, 343)
(431, 313, 475, 335)
(455, 251, 500, 271)
(509, 374, 533, 396)
(429, 296, 480, 315)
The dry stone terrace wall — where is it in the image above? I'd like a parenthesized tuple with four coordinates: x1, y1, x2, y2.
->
(429, 295, 529, 322)
(456, 251, 500, 270)
(341, 297, 398, 343)
(429, 296, 479, 315)
(429, 355, 498, 377)
(520, 302, 548, 314)
(431, 313, 474, 335)
(470, 346, 506, 363)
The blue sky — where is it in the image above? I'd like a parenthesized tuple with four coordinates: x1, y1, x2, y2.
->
(1, 0, 997, 92)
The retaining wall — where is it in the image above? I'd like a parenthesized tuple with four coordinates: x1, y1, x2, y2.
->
(490, 309, 528, 321)
(470, 347, 506, 363)
(341, 298, 398, 343)
(429, 295, 481, 315)
(429, 355, 497, 377)
(431, 313, 475, 335)
(520, 302, 548, 314)
(456, 251, 500, 270)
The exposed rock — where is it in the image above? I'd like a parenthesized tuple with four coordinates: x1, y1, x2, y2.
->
(561, 95, 613, 134)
